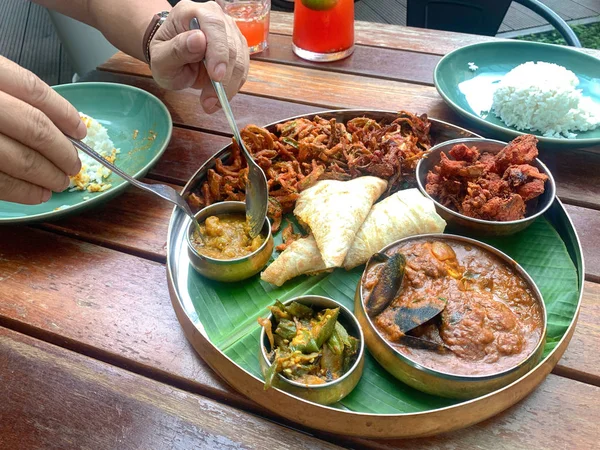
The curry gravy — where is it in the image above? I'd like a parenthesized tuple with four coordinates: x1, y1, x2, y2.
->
(362, 238, 544, 376)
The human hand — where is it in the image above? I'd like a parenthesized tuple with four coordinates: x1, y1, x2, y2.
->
(0, 56, 85, 205)
(148, 0, 250, 114)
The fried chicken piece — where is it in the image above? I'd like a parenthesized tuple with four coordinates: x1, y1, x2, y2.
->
(479, 152, 497, 173)
(480, 194, 525, 221)
(517, 179, 547, 202)
(503, 164, 548, 202)
(494, 135, 539, 172)
(449, 143, 479, 162)
(437, 152, 485, 178)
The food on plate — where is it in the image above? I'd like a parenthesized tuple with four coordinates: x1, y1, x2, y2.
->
(467, 62, 478, 72)
(425, 135, 548, 221)
(188, 112, 432, 231)
(70, 113, 119, 192)
(343, 188, 446, 270)
(258, 300, 360, 388)
(191, 213, 265, 259)
(261, 234, 327, 286)
(361, 237, 544, 375)
(492, 61, 599, 138)
(261, 185, 446, 286)
(294, 176, 387, 268)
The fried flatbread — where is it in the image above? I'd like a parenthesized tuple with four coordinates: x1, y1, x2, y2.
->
(260, 234, 328, 287)
(294, 177, 388, 269)
(343, 188, 446, 269)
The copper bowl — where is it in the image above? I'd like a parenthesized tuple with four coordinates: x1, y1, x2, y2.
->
(354, 234, 547, 399)
(186, 201, 273, 283)
(416, 138, 556, 236)
(259, 295, 365, 405)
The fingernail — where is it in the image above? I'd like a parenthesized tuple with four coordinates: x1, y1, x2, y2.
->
(202, 97, 219, 111)
(186, 31, 204, 53)
(42, 190, 51, 202)
(75, 119, 87, 139)
(214, 63, 227, 81)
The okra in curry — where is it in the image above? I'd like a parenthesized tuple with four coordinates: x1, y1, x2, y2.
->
(258, 300, 359, 389)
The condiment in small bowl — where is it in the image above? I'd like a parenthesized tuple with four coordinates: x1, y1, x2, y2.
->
(259, 295, 365, 405)
(416, 138, 556, 236)
(186, 201, 273, 282)
(355, 234, 547, 399)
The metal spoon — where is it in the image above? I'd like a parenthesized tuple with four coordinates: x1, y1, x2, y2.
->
(66, 136, 201, 233)
(190, 17, 268, 238)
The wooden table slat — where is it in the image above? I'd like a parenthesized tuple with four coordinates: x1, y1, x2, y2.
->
(0, 327, 343, 450)
(267, 11, 600, 59)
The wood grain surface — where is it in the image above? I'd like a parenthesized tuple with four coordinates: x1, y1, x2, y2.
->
(84, 71, 323, 135)
(0, 226, 597, 399)
(0, 327, 343, 450)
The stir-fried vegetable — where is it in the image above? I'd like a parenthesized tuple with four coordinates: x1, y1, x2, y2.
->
(259, 300, 360, 389)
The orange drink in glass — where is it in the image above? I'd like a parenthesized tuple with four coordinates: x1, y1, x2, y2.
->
(292, 0, 354, 61)
(220, 0, 270, 54)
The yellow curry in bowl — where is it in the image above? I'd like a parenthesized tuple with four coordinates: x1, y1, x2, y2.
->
(191, 213, 266, 260)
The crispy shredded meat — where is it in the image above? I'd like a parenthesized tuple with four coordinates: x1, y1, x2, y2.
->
(189, 112, 432, 231)
(425, 135, 548, 222)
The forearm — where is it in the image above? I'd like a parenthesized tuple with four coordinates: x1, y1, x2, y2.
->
(32, 0, 172, 61)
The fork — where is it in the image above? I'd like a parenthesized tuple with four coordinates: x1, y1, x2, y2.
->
(190, 17, 269, 238)
(66, 136, 200, 231)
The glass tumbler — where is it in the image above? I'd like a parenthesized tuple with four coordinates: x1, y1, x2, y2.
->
(219, 0, 271, 54)
(292, 0, 354, 62)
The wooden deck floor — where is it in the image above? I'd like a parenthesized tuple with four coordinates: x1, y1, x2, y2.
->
(355, 0, 600, 32)
(1, 1, 598, 87)
(0, 0, 74, 85)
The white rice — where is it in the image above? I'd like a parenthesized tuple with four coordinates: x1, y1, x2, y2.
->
(491, 61, 600, 138)
(69, 113, 120, 192)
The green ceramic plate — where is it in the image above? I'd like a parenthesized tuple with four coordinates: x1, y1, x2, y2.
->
(434, 41, 600, 148)
(0, 82, 172, 224)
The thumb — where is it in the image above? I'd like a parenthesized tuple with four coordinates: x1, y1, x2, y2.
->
(151, 30, 207, 90)
(156, 30, 207, 70)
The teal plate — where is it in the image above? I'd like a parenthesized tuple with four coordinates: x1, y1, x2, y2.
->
(434, 41, 600, 148)
(0, 82, 172, 224)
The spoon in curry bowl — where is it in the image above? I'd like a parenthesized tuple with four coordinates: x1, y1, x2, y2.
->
(66, 136, 202, 235)
(190, 17, 269, 238)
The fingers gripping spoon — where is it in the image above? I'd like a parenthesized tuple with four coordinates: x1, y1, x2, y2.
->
(190, 17, 268, 238)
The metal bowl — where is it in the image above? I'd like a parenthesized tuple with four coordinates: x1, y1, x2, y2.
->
(354, 234, 547, 399)
(186, 201, 273, 283)
(259, 295, 365, 405)
(416, 138, 556, 236)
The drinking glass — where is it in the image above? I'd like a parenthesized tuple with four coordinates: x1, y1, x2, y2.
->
(292, 0, 354, 62)
(218, 0, 271, 54)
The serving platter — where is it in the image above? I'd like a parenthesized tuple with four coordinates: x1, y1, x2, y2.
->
(434, 41, 600, 149)
(166, 110, 583, 438)
(0, 82, 172, 224)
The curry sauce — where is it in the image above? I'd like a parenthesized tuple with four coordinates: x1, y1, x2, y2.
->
(192, 213, 265, 260)
(362, 238, 544, 376)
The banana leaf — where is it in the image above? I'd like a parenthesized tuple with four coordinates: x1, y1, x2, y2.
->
(188, 216, 579, 414)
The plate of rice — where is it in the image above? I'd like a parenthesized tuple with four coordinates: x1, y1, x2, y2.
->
(434, 40, 600, 148)
(0, 82, 172, 223)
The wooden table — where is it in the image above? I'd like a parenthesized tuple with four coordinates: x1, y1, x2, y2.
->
(2, 12, 599, 449)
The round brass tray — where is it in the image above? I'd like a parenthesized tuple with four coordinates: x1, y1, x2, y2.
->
(166, 110, 584, 438)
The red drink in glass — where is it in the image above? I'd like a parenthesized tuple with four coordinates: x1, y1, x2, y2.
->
(292, 0, 354, 61)
(221, 1, 270, 54)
